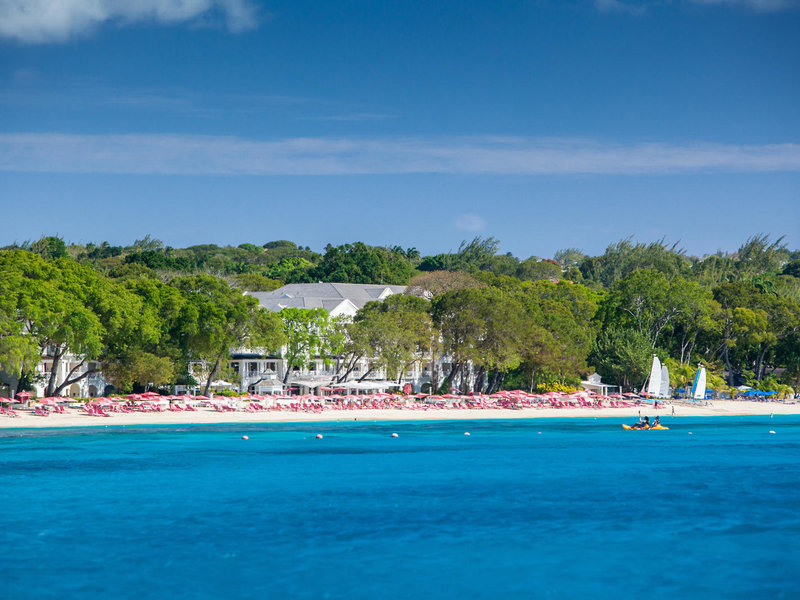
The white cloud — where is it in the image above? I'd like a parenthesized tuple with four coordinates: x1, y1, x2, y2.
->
(1, 133, 799, 176)
(310, 113, 399, 122)
(0, 0, 259, 43)
(594, 0, 646, 15)
(689, 0, 800, 10)
(454, 214, 487, 232)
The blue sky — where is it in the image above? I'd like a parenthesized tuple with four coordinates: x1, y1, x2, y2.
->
(1, 0, 798, 258)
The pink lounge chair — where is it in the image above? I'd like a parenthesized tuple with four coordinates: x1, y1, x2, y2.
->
(85, 405, 111, 417)
(1, 406, 19, 417)
(184, 404, 197, 411)
(33, 406, 50, 417)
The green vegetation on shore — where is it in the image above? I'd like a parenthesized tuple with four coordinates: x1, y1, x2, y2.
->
(2, 234, 799, 398)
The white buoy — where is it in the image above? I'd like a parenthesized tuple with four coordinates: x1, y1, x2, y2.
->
(316, 434, 323, 439)
(464, 432, 470, 436)
(688, 432, 693, 435)
(769, 430, 776, 434)
(241, 435, 249, 440)
(391, 432, 399, 438)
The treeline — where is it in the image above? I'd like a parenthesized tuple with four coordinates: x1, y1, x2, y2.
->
(9, 234, 799, 291)
(2, 234, 800, 397)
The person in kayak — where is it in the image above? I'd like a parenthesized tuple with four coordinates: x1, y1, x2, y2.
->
(653, 416, 660, 427)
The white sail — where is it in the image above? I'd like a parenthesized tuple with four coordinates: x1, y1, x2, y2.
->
(659, 364, 670, 398)
(691, 365, 706, 400)
(646, 355, 661, 396)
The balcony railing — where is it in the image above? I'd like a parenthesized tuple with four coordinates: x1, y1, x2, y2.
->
(241, 370, 281, 383)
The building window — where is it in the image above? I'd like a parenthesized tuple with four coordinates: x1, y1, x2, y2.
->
(231, 363, 240, 374)
(249, 362, 258, 373)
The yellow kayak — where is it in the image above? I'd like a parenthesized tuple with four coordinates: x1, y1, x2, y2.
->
(622, 424, 669, 430)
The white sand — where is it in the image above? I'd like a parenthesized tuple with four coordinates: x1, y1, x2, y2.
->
(1, 400, 797, 429)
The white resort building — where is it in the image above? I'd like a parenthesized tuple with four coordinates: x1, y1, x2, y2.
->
(223, 283, 428, 395)
(7, 282, 444, 399)
(245, 282, 407, 318)
(0, 347, 111, 399)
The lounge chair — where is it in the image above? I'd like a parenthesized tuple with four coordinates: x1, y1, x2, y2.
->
(1, 406, 19, 417)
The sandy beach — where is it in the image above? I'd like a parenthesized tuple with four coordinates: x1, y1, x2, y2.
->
(1, 400, 798, 429)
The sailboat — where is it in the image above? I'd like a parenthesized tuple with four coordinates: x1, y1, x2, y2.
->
(646, 355, 661, 397)
(659, 364, 670, 398)
(691, 364, 706, 400)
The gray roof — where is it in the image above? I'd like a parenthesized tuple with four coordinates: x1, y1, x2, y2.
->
(248, 283, 407, 313)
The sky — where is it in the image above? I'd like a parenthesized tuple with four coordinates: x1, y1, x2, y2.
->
(1, 0, 798, 258)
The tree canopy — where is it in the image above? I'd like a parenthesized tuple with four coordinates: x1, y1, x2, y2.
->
(2, 232, 798, 397)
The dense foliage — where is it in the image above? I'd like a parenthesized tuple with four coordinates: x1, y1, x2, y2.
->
(2, 233, 799, 396)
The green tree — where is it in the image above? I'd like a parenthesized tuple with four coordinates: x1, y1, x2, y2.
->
(228, 273, 282, 291)
(432, 286, 525, 393)
(553, 248, 585, 268)
(101, 276, 188, 391)
(278, 307, 338, 384)
(170, 274, 285, 394)
(735, 234, 789, 279)
(599, 270, 697, 349)
(344, 295, 434, 383)
(27, 236, 68, 260)
(311, 242, 416, 284)
(579, 238, 689, 288)
(712, 282, 768, 386)
(782, 259, 800, 279)
(102, 350, 175, 392)
(516, 258, 562, 282)
(0, 258, 41, 390)
(663, 283, 720, 365)
(0, 250, 153, 396)
(515, 280, 598, 392)
(588, 327, 652, 391)
(406, 270, 483, 297)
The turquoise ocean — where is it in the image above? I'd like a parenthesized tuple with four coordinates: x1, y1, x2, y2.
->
(2, 416, 799, 599)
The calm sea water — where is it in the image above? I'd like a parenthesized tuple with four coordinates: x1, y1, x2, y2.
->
(2, 416, 799, 600)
